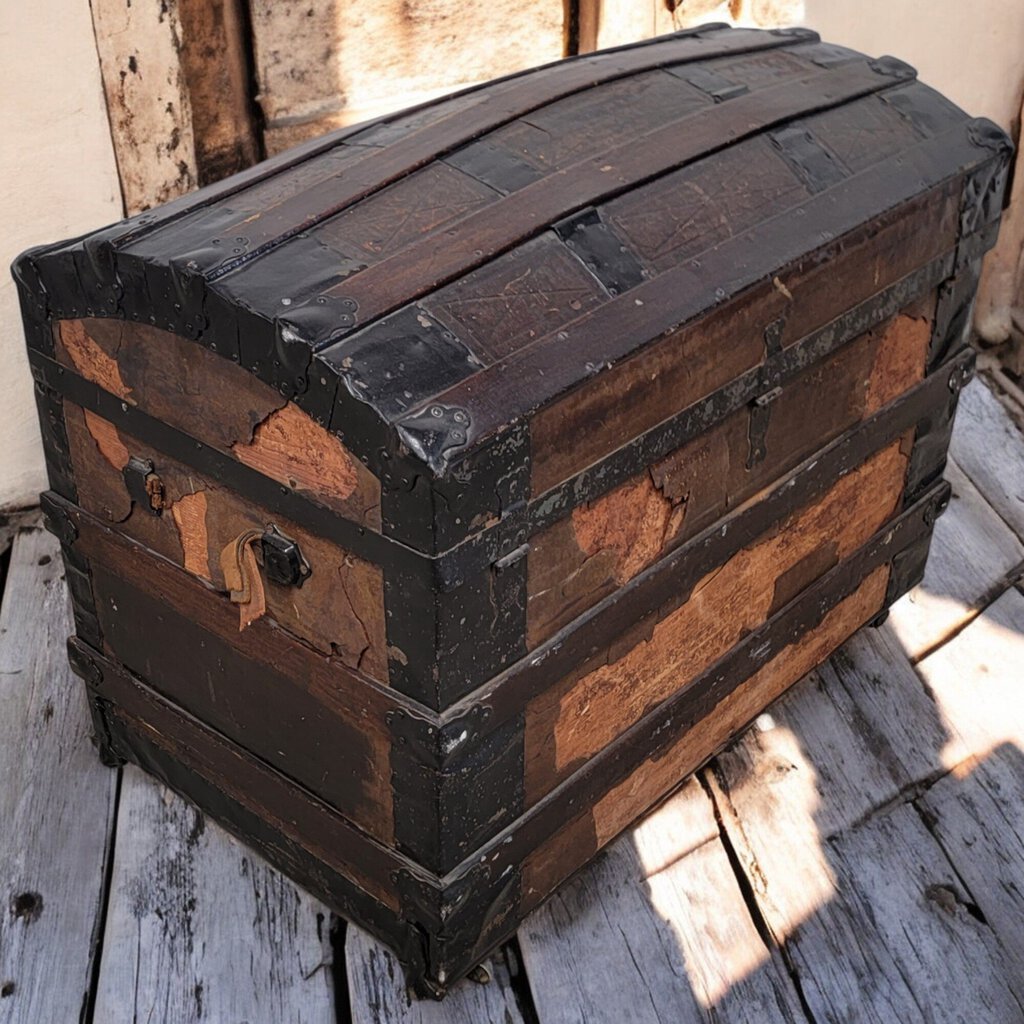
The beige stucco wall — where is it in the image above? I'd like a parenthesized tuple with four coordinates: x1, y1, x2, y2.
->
(0, 2, 122, 511)
(802, 1, 1024, 132)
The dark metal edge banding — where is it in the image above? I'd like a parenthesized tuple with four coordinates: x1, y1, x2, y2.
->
(554, 208, 648, 296)
(442, 349, 971, 732)
(27, 351, 426, 575)
(425, 480, 946, 986)
(69, 637, 443, 892)
(768, 123, 849, 193)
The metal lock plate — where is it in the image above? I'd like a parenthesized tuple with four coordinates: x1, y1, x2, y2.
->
(123, 456, 165, 515)
(260, 525, 312, 588)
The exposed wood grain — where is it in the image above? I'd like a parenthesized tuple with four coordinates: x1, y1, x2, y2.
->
(590, 564, 889, 845)
(888, 458, 1024, 659)
(233, 402, 362, 512)
(84, 408, 130, 471)
(56, 319, 132, 400)
(527, 441, 906, 793)
(950, 379, 1024, 543)
(519, 779, 807, 1024)
(92, 766, 335, 1023)
(0, 530, 117, 1024)
(170, 490, 210, 578)
(346, 928, 523, 1024)
(862, 310, 931, 414)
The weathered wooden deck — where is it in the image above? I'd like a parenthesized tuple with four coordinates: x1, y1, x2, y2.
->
(1, 376, 1022, 1024)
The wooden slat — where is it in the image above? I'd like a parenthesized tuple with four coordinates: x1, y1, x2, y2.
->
(518, 779, 808, 1023)
(914, 587, 1024, 768)
(324, 58, 904, 336)
(92, 765, 335, 1023)
(888, 457, 1024, 659)
(91, 0, 199, 213)
(0, 529, 117, 1023)
(918, 747, 1024, 986)
(709, 633, 1024, 1019)
(346, 929, 523, 1023)
(750, 623, 960, 838)
(950, 379, 1024, 543)
(124, 27, 796, 262)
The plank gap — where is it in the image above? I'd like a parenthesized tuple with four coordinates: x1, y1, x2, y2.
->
(910, 796, 991, 927)
(82, 765, 123, 1024)
(502, 939, 543, 1024)
(909, 557, 1024, 665)
(330, 916, 354, 1024)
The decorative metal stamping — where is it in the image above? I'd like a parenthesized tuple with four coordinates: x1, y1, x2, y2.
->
(397, 403, 473, 474)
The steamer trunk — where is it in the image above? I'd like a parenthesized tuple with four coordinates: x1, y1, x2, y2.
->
(14, 25, 1010, 995)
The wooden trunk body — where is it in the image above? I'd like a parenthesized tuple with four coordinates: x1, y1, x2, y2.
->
(13, 25, 1010, 995)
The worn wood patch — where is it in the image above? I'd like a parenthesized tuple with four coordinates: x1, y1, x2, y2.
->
(92, 766, 335, 1024)
(346, 928, 523, 1024)
(520, 562, 889, 908)
(519, 779, 807, 1024)
(593, 564, 890, 846)
(525, 439, 907, 799)
(56, 318, 382, 529)
(0, 531, 117, 1024)
(527, 302, 931, 645)
(64, 403, 388, 679)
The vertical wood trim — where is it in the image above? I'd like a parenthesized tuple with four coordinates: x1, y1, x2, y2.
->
(975, 90, 1024, 348)
(90, 0, 260, 214)
(177, 0, 262, 183)
(90, 0, 199, 214)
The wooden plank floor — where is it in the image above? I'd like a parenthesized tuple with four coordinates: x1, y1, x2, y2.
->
(1, 376, 1022, 1024)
